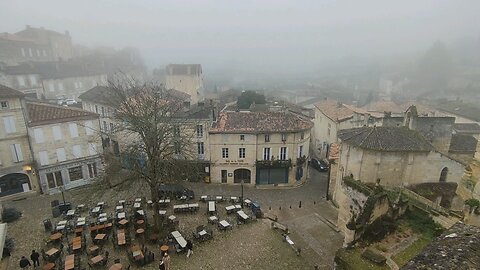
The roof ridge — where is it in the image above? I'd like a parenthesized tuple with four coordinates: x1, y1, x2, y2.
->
(359, 126, 377, 148)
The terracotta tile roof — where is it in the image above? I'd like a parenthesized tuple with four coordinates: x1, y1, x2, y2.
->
(402, 223, 480, 269)
(314, 100, 355, 122)
(27, 102, 98, 126)
(210, 111, 313, 134)
(453, 123, 480, 134)
(338, 126, 433, 152)
(449, 134, 478, 153)
(0, 84, 24, 98)
(362, 100, 404, 114)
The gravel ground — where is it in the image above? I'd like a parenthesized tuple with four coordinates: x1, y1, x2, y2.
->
(3, 179, 314, 270)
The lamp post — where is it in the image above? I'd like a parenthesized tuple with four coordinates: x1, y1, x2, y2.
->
(241, 179, 244, 209)
(59, 186, 66, 205)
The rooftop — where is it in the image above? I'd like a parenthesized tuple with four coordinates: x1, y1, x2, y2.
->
(0, 84, 24, 98)
(402, 222, 480, 270)
(449, 134, 478, 154)
(453, 123, 480, 134)
(27, 102, 98, 126)
(433, 100, 480, 122)
(2, 60, 107, 79)
(166, 64, 202, 76)
(314, 100, 356, 122)
(338, 126, 433, 152)
(210, 111, 313, 134)
(362, 100, 404, 114)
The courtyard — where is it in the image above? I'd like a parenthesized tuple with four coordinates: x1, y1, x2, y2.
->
(1, 168, 342, 269)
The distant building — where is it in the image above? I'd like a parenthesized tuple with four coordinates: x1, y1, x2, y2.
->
(0, 25, 73, 65)
(209, 111, 313, 186)
(165, 64, 203, 104)
(0, 85, 36, 197)
(26, 102, 102, 194)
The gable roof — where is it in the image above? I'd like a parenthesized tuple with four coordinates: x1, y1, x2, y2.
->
(27, 102, 98, 126)
(0, 84, 24, 98)
(449, 134, 478, 153)
(78, 86, 112, 105)
(314, 100, 355, 122)
(362, 100, 404, 114)
(210, 111, 313, 134)
(453, 123, 480, 134)
(338, 126, 433, 152)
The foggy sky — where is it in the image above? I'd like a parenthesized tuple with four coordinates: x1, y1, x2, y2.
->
(1, 0, 479, 73)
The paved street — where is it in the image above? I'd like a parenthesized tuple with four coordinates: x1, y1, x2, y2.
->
(185, 167, 343, 269)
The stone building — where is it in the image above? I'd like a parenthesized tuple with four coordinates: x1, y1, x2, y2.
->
(209, 111, 313, 185)
(332, 126, 465, 203)
(0, 25, 73, 65)
(165, 64, 203, 104)
(312, 99, 382, 158)
(26, 102, 103, 194)
(0, 85, 36, 197)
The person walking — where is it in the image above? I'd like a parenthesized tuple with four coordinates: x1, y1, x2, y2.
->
(19, 256, 31, 269)
(30, 250, 40, 267)
(163, 252, 171, 270)
(186, 240, 193, 258)
(158, 257, 166, 270)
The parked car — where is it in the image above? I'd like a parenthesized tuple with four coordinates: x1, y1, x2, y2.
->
(310, 158, 329, 172)
(158, 184, 195, 199)
(64, 98, 77, 105)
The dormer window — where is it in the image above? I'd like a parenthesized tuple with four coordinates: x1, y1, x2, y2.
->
(0, 101, 8, 109)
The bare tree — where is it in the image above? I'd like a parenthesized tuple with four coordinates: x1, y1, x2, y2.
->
(106, 77, 199, 228)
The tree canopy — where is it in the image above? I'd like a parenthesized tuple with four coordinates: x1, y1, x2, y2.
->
(237, 90, 266, 109)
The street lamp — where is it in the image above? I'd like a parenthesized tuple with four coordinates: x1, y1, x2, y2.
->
(241, 179, 244, 209)
(59, 186, 66, 205)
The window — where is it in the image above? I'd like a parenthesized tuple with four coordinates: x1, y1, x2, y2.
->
(197, 142, 204, 155)
(17, 76, 25, 87)
(68, 166, 83, 181)
(39, 151, 49, 165)
(56, 148, 66, 162)
(29, 75, 37, 86)
(69, 123, 78, 137)
(301, 132, 305, 139)
(85, 121, 94, 135)
(196, 125, 203, 137)
(263, 148, 271, 160)
(21, 48, 26, 57)
(221, 170, 227, 183)
(10, 144, 24, 162)
(103, 121, 108, 132)
(280, 147, 288, 160)
(0, 101, 8, 109)
(46, 171, 63, 188)
(52, 126, 62, 140)
(42, 50, 47, 56)
(239, 148, 246, 159)
(110, 123, 114, 132)
(101, 107, 105, 117)
(240, 134, 245, 141)
(88, 143, 97, 156)
(72, 145, 82, 158)
(281, 133, 287, 141)
(3, 116, 16, 133)
(327, 123, 331, 136)
(57, 82, 64, 91)
(78, 81, 83, 88)
(298, 145, 304, 158)
(88, 163, 97, 178)
(34, 128, 45, 143)
(222, 148, 229, 158)
(48, 82, 54, 92)
(28, 48, 33, 57)
(36, 49, 40, 56)
(264, 134, 270, 142)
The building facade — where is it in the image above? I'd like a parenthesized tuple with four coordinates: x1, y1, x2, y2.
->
(0, 85, 36, 197)
(165, 64, 203, 104)
(209, 111, 313, 186)
(26, 102, 103, 194)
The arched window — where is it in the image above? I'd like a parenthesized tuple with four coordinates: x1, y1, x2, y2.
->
(439, 167, 448, 182)
(234, 169, 251, 184)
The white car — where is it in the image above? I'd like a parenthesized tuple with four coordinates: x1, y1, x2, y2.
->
(65, 99, 77, 105)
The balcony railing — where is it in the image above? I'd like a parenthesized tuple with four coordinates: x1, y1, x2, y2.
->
(256, 159, 292, 169)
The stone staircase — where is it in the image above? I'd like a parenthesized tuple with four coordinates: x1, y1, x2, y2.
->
(390, 187, 461, 229)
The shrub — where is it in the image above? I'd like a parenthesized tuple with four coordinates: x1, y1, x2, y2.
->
(361, 248, 387, 265)
(1, 208, 21, 223)
(404, 209, 443, 238)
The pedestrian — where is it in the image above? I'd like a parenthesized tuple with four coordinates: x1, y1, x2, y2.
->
(30, 250, 40, 267)
(158, 257, 166, 270)
(19, 256, 31, 269)
(163, 252, 171, 270)
(186, 240, 193, 258)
